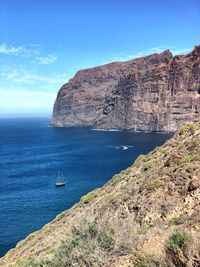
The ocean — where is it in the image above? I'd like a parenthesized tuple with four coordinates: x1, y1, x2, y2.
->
(0, 118, 172, 257)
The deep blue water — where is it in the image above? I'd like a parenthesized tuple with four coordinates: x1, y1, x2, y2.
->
(0, 118, 172, 257)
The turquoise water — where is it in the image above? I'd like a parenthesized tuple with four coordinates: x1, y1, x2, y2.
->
(0, 118, 172, 256)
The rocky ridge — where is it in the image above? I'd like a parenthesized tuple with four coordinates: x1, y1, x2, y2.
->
(52, 46, 200, 131)
(1, 118, 200, 266)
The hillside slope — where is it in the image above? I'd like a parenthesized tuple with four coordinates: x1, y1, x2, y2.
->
(52, 46, 200, 131)
(1, 119, 200, 266)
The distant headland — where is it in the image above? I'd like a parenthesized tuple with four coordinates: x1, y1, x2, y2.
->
(51, 46, 200, 132)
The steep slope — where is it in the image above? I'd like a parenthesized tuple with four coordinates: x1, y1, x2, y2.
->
(52, 46, 200, 131)
(1, 119, 200, 267)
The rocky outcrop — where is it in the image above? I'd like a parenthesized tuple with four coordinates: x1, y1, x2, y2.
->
(52, 46, 200, 131)
(1, 119, 200, 266)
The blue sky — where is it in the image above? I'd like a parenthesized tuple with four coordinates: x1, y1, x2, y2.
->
(0, 0, 199, 116)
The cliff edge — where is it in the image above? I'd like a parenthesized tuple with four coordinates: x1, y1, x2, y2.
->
(52, 46, 200, 131)
(1, 118, 200, 266)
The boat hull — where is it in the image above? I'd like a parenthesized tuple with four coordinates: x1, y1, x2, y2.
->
(55, 182, 65, 187)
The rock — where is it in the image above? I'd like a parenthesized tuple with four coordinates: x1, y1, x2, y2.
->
(175, 215, 190, 225)
(161, 204, 172, 218)
(165, 155, 180, 167)
(51, 46, 200, 132)
(188, 176, 200, 191)
(128, 204, 140, 213)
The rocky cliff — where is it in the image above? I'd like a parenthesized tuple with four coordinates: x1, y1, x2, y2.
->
(1, 119, 200, 266)
(52, 46, 200, 131)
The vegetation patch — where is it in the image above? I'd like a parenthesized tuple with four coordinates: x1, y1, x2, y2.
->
(165, 230, 192, 267)
(107, 173, 121, 185)
(146, 178, 162, 193)
(143, 162, 152, 171)
(80, 189, 99, 204)
(97, 228, 115, 250)
(166, 230, 191, 252)
(42, 222, 99, 266)
(116, 243, 131, 256)
(135, 154, 147, 164)
(168, 217, 180, 226)
(37, 222, 117, 266)
(180, 155, 193, 164)
(178, 123, 197, 136)
(186, 162, 199, 173)
(134, 154, 149, 167)
(15, 257, 39, 267)
(130, 252, 162, 267)
(137, 227, 149, 235)
(107, 194, 119, 206)
(88, 222, 98, 238)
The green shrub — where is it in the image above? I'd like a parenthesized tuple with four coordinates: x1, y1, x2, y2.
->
(131, 252, 162, 267)
(179, 123, 197, 136)
(107, 173, 121, 185)
(135, 154, 147, 165)
(189, 123, 197, 134)
(180, 155, 193, 164)
(166, 230, 191, 252)
(88, 223, 98, 238)
(168, 217, 179, 226)
(80, 189, 99, 204)
(18, 257, 39, 267)
(146, 178, 162, 193)
(143, 162, 152, 171)
(46, 237, 92, 267)
(72, 226, 87, 239)
(116, 244, 130, 255)
(98, 228, 115, 250)
(107, 194, 118, 205)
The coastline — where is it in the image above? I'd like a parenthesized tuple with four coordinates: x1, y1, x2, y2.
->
(1, 120, 200, 266)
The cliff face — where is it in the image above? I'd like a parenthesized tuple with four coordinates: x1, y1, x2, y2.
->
(52, 46, 200, 131)
(1, 119, 200, 266)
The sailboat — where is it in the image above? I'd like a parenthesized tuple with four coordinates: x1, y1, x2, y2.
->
(55, 171, 66, 187)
